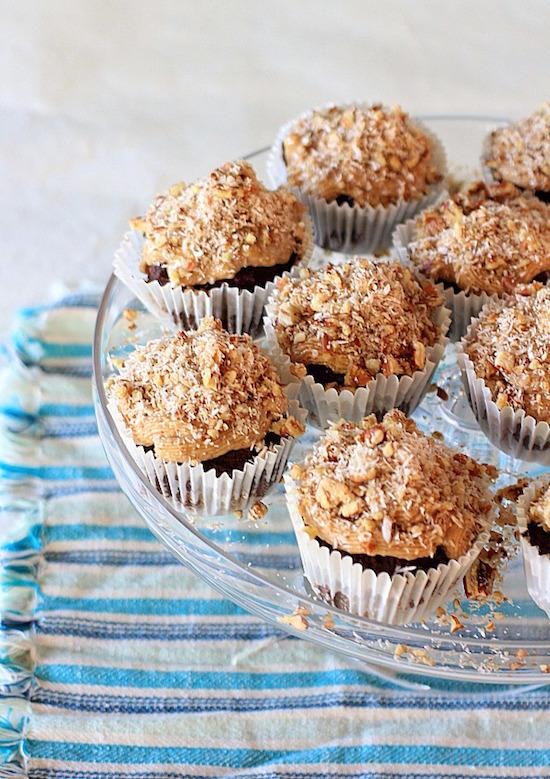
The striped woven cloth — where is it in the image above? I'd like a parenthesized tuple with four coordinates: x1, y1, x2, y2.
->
(1, 290, 550, 778)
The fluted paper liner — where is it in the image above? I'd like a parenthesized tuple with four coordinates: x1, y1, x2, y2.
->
(113, 214, 314, 337)
(264, 294, 450, 429)
(392, 218, 496, 341)
(457, 309, 550, 464)
(517, 476, 550, 618)
(267, 102, 447, 254)
(284, 475, 490, 625)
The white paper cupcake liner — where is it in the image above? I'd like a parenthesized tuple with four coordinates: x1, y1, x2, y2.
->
(113, 214, 314, 338)
(267, 102, 447, 254)
(284, 475, 490, 625)
(264, 294, 450, 429)
(392, 218, 496, 342)
(517, 476, 550, 617)
(108, 391, 307, 516)
(457, 311, 550, 464)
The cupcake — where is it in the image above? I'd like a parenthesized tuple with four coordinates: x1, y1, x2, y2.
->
(264, 258, 450, 428)
(517, 476, 550, 617)
(482, 103, 550, 201)
(114, 160, 313, 337)
(284, 410, 496, 624)
(457, 284, 550, 463)
(107, 317, 306, 514)
(393, 180, 550, 339)
(268, 103, 446, 253)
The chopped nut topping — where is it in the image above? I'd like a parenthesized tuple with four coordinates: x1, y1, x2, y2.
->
(272, 260, 443, 388)
(463, 285, 550, 423)
(414, 179, 530, 237)
(108, 317, 299, 462)
(291, 409, 496, 560)
(283, 104, 442, 208)
(137, 161, 307, 287)
(485, 104, 550, 192)
(409, 192, 550, 296)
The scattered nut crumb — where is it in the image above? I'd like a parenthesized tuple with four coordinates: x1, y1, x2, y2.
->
(450, 614, 464, 634)
(323, 613, 335, 630)
(278, 605, 309, 631)
(516, 648, 528, 659)
(394, 643, 409, 659)
(248, 500, 268, 522)
(485, 620, 495, 633)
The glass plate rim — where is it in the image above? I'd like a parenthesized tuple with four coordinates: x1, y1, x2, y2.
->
(93, 115, 550, 668)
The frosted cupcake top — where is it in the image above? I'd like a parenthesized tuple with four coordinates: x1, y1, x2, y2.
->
(134, 161, 308, 287)
(290, 410, 496, 561)
(524, 481, 550, 534)
(463, 284, 550, 423)
(282, 104, 443, 208)
(484, 104, 550, 192)
(271, 259, 443, 389)
(108, 318, 303, 463)
(408, 193, 550, 296)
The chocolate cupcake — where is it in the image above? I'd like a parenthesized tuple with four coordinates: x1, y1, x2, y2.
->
(268, 102, 446, 253)
(114, 160, 313, 337)
(107, 317, 306, 514)
(285, 410, 496, 624)
(482, 104, 550, 201)
(457, 284, 550, 463)
(517, 476, 550, 618)
(264, 258, 450, 428)
(393, 180, 550, 339)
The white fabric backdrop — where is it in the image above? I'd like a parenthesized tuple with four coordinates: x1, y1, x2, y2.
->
(1, 0, 549, 330)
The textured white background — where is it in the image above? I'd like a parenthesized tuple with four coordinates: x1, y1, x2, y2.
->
(1, 0, 549, 331)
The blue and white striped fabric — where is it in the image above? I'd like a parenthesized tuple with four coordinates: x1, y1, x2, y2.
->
(1, 291, 550, 778)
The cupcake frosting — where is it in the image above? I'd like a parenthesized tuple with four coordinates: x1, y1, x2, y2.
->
(109, 318, 302, 462)
(271, 260, 443, 388)
(526, 482, 550, 534)
(414, 180, 538, 237)
(290, 410, 496, 560)
(485, 103, 550, 192)
(282, 104, 442, 208)
(136, 161, 307, 287)
(463, 284, 550, 422)
(409, 197, 550, 296)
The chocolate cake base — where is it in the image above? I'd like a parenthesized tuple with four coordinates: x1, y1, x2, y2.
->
(527, 521, 550, 556)
(305, 363, 346, 387)
(146, 252, 299, 293)
(316, 537, 450, 576)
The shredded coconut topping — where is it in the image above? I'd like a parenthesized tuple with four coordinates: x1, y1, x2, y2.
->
(137, 161, 307, 287)
(109, 318, 303, 463)
(527, 483, 550, 533)
(291, 410, 496, 560)
(272, 260, 443, 388)
(282, 104, 442, 208)
(463, 284, 550, 422)
(486, 104, 550, 192)
(409, 195, 550, 296)
(414, 180, 536, 237)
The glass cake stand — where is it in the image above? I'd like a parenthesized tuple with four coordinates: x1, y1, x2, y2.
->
(93, 117, 550, 689)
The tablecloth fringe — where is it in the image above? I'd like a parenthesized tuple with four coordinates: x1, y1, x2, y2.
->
(0, 365, 46, 778)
